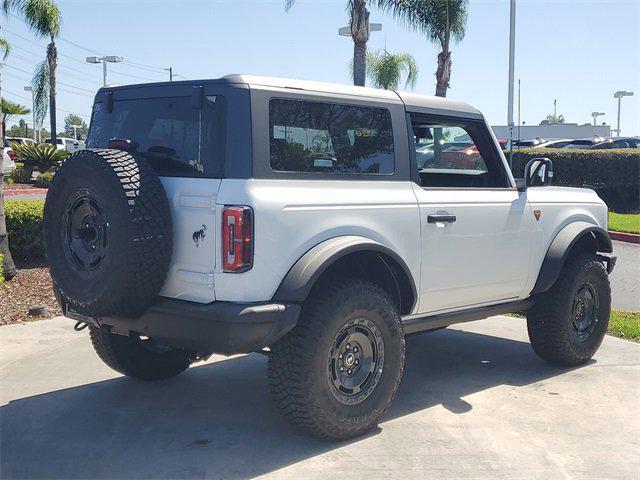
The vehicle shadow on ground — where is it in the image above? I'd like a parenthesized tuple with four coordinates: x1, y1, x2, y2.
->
(1, 327, 583, 479)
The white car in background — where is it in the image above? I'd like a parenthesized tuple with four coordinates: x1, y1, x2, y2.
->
(2, 139, 17, 180)
(45, 137, 84, 153)
(6, 137, 36, 146)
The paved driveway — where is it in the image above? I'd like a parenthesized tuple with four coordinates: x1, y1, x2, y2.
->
(611, 240, 640, 311)
(1, 316, 638, 479)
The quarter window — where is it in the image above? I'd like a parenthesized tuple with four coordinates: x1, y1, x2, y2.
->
(269, 99, 394, 174)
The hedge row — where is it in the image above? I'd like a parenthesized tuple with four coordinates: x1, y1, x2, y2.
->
(509, 148, 640, 212)
(5, 200, 45, 261)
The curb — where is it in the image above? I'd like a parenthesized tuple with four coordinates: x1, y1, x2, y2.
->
(4, 189, 48, 196)
(609, 230, 640, 244)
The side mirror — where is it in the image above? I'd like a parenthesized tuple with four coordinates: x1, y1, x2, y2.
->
(524, 157, 553, 187)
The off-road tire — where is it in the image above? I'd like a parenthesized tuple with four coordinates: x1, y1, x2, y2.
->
(89, 326, 192, 381)
(527, 252, 611, 366)
(268, 279, 405, 440)
(44, 149, 172, 318)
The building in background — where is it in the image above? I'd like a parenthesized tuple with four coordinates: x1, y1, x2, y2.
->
(491, 123, 611, 141)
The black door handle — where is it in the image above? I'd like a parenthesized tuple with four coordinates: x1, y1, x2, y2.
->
(427, 214, 456, 224)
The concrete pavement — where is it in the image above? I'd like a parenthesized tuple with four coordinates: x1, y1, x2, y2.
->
(611, 240, 640, 311)
(1, 316, 638, 479)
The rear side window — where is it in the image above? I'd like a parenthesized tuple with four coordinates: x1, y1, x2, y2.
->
(269, 98, 394, 174)
(87, 95, 226, 177)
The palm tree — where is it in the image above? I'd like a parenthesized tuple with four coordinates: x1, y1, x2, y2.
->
(285, 0, 372, 87)
(375, 0, 468, 97)
(0, 37, 15, 280)
(3, 0, 61, 141)
(1, 98, 30, 134)
(365, 49, 418, 90)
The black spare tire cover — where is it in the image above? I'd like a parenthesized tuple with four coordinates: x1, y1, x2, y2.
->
(44, 149, 173, 318)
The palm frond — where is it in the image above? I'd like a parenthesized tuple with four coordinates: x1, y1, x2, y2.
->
(283, 0, 295, 12)
(31, 60, 49, 125)
(22, 0, 61, 39)
(365, 49, 418, 90)
(0, 37, 10, 60)
(374, 0, 468, 47)
(2, 0, 26, 14)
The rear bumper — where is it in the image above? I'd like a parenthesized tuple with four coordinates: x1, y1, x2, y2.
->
(68, 298, 301, 355)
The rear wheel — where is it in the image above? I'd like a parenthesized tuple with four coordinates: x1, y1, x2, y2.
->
(89, 326, 193, 381)
(527, 253, 611, 366)
(268, 279, 405, 440)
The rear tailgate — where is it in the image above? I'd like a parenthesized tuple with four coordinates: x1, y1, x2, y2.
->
(159, 178, 221, 303)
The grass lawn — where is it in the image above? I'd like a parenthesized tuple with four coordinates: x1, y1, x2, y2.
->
(608, 212, 640, 234)
(608, 311, 640, 342)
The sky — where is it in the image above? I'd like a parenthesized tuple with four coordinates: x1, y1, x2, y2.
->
(1, 0, 639, 136)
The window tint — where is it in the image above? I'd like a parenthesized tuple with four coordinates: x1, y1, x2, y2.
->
(410, 114, 509, 188)
(269, 99, 394, 174)
(87, 95, 226, 177)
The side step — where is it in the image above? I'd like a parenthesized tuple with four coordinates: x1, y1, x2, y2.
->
(401, 299, 534, 335)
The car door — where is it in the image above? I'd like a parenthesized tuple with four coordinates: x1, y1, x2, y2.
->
(409, 113, 533, 314)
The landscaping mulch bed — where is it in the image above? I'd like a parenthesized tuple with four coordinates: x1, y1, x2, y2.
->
(0, 261, 62, 326)
(3, 183, 45, 191)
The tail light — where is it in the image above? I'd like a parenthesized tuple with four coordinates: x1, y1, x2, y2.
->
(7, 149, 15, 161)
(222, 206, 253, 272)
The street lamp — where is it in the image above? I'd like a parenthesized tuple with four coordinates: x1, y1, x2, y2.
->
(591, 112, 604, 126)
(23, 85, 36, 142)
(613, 90, 633, 137)
(70, 124, 82, 141)
(86, 55, 124, 86)
(338, 23, 382, 36)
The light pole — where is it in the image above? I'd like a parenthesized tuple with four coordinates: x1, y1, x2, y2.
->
(613, 90, 633, 137)
(591, 112, 604, 126)
(507, 0, 516, 169)
(23, 85, 36, 142)
(86, 56, 124, 86)
(70, 124, 82, 141)
(164, 67, 174, 82)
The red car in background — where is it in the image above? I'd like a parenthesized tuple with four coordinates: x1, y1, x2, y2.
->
(441, 140, 508, 170)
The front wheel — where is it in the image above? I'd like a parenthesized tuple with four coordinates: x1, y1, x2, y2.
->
(268, 279, 405, 440)
(527, 253, 611, 366)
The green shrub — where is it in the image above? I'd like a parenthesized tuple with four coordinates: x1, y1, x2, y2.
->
(13, 143, 69, 174)
(510, 148, 640, 213)
(5, 200, 45, 261)
(35, 172, 55, 188)
(8, 168, 32, 184)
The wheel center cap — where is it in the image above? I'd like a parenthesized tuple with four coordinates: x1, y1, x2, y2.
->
(344, 352, 355, 367)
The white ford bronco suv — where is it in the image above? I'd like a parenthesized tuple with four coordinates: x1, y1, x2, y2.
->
(44, 75, 616, 440)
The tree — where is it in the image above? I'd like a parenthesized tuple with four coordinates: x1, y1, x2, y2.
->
(4, 0, 62, 142)
(375, 0, 468, 97)
(285, 0, 372, 87)
(0, 35, 16, 280)
(365, 49, 418, 90)
(64, 113, 87, 139)
(542, 113, 565, 125)
(1, 98, 30, 134)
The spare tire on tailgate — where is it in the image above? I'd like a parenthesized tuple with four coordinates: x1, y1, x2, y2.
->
(44, 149, 172, 318)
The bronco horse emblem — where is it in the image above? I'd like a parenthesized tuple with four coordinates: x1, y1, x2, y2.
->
(193, 225, 207, 247)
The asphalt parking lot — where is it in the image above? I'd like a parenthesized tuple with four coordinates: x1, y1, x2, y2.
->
(1, 315, 638, 479)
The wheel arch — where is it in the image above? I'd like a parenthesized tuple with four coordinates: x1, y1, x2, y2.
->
(272, 236, 417, 315)
(531, 221, 613, 295)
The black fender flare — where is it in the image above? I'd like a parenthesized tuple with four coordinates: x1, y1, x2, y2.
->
(272, 235, 417, 311)
(531, 221, 613, 295)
